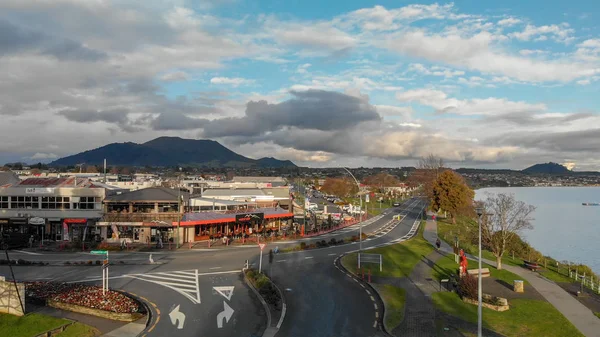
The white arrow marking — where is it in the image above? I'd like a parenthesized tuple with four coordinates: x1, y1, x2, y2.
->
(213, 286, 235, 301)
(169, 304, 186, 329)
(216, 301, 234, 328)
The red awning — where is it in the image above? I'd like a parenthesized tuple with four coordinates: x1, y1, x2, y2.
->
(176, 212, 293, 226)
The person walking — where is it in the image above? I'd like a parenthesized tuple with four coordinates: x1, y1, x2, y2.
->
(436, 238, 441, 250)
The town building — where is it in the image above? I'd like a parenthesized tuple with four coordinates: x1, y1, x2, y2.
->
(0, 177, 106, 242)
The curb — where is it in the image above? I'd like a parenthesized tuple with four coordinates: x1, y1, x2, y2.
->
(243, 271, 272, 333)
(114, 290, 154, 337)
(334, 255, 393, 337)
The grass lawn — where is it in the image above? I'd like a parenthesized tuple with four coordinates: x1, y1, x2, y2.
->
(432, 292, 584, 337)
(372, 284, 405, 331)
(431, 253, 527, 285)
(56, 322, 99, 337)
(341, 222, 433, 277)
(0, 313, 70, 337)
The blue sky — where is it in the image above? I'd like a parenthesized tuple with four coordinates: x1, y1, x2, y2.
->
(0, 1, 599, 170)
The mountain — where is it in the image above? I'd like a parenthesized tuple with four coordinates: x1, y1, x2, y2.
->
(522, 162, 571, 174)
(49, 137, 297, 168)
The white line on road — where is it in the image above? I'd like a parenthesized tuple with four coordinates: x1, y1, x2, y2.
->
(370, 296, 375, 301)
(373, 321, 377, 328)
(328, 253, 337, 256)
(276, 260, 287, 262)
(374, 304, 378, 310)
(209, 267, 222, 270)
(12, 250, 42, 255)
(375, 312, 379, 318)
(304, 256, 313, 259)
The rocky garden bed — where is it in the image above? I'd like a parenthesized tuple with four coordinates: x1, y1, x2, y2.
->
(25, 282, 141, 314)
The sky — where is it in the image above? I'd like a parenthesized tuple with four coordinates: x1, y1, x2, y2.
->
(1, 1, 599, 170)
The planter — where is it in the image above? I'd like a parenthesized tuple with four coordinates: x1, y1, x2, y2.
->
(48, 300, 144, 322)
(462, 294, 509, 312)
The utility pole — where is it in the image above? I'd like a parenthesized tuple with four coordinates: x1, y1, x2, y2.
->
(176, 167, 182, 249)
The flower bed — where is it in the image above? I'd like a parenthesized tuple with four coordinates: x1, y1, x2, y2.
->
(25, 282, 141, 313)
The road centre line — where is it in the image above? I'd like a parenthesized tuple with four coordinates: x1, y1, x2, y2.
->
(209, 267, 222, 270)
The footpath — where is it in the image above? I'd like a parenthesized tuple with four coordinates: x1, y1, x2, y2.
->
(426, 216, 600, 337)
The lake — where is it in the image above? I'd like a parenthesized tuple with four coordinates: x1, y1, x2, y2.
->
(476, 187, 600, 274)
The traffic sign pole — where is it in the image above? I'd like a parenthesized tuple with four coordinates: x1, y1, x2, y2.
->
(258, 243, 266, 273)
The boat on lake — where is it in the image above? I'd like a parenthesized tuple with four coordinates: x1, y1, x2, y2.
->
(582, 203, 600, 206)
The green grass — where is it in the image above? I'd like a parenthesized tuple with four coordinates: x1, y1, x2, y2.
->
(373, 284, 405, 331)
(0, 313, 70, 337)
(56, 322, 99, 337)
(432, 292, 584, 337)
(341, 222, 433, 277)
(595, 312, 600, 319)
(431, 252, 527, 285)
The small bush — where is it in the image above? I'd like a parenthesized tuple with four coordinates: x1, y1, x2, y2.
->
(64, 261, 71, 265)
(458, 275, 478, 300)
(246, 269, 257, 280)
(95, 260, 101, 265)
(320, 240, 327, 247)
(300, 242, 307, 250)
(87, 260, 93, 265)
(0, 259, 7, 265)
(329, 238, 338, 246)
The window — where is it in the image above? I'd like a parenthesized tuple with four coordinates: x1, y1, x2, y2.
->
(41, 196, 69, 209)
(0, 196, 8, 209)
(76, 196, 98, 210)
(9, 196, 39, 209)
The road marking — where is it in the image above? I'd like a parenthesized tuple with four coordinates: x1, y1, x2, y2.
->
(328, 253, 337, 256)
(213, 286, 235, 301)
(12, 250, 42, 255)
(366, 290, 371, 295)
(373, 321, 377, 328)
(216, 301, 234, 328)
(276, 260, 287, 262)
(374, 303, 378, 310)
(370, 296, 375, 301)
(304, 256, 313, 259)
(209, 267, 222, 270)
(125, 269, 202, 304)
(375, 312, 379, 318)
(169, 304, 185, 329)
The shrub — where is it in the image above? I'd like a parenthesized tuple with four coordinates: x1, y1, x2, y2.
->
(329, 238, 338, 246)
(0, 259, 7, 265)
(95, 260, 101, 265)
(320, 240, 327, 247)
(246, 269, 257, 280)
(300, 242, 307, 250)
(87, 260, 93, 265)
(458, 275, 478, 300)
(255, 274, 270, 289)
(64, 261, 71, 265)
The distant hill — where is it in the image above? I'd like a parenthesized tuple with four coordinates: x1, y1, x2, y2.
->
(522, 162, 571, 174)
(49, 137, 297, 168)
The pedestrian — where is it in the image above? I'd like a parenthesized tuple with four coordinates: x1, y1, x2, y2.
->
(29, 235, 34, 248)
(436, 238, 441, 250)
(158, 236, 163, 249)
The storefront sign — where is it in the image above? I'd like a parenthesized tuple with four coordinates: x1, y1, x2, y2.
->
(28, 217, 45, 225)
(235, 213, 264, 223)
(0, 219, 8, 224)
(64, 218, 87, 224)
(25, 187, 55, 194)
(9, 218, 27, 225)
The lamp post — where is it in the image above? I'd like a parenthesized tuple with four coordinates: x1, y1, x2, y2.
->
(475, 207, 484, 337)
(342, 168, 363, 252)
(176, 167, 182, 249)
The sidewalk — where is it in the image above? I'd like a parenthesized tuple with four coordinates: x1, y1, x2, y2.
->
(425, 215, 600, 337)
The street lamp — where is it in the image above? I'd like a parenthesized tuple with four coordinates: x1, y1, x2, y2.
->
(176, 167, 182, 249)
(342, 168, 363, 252)
(475, 207, 485, 337)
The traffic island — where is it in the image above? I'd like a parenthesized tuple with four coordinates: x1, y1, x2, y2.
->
(25, 282, 145, 322)
(243, 269, 286, 337)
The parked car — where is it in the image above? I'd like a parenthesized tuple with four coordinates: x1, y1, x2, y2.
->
(393, 202, 401, 207)
(1, 233, 30, 250)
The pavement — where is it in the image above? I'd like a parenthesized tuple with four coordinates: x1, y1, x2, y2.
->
(1, 198, 425, 337)
(426, 216, 600, 337)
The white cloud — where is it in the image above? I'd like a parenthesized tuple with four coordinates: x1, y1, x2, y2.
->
(380, 29, 598, 82)
(210, 77, 255, 87)
(396, 88, 547, 115)
(498, 17, 521, 26)
(510, 23, 575, 43)
(29, 152, 59, 160)
(575, 39, 600, 62)
(267, 20, 356, 53)
(408, 63, 465, 77)
(160, 71, 190, 82)
(296, 63, 311, 74)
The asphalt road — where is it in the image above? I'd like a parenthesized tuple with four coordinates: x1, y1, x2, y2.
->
(1, 197, 425, 337)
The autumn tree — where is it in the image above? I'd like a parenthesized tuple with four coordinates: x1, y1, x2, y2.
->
(85, 165, 98, 173)
(320, 177, 358, 197)
(431, 170, 474, 224)
(30, 168, 41, 176)
(363, 173, 400, 193)
(480, 193, 535, 270)
(407, 154, 447, 202)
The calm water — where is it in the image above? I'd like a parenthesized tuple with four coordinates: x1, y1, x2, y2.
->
(476, 187, 600, 273)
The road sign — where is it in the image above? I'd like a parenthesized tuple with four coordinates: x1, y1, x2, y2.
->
(90, 250, 107, 255)
(258, 243, 266, 251)
(102, 263, 109, 270)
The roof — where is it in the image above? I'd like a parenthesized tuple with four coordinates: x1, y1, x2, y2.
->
(104, 187, 190, 202)
(189, 197, 249, 206)
(0, 171, 20, 187)
(230, 176, 286, 183)
(16, 177, 98, 188)
(262, 187, 291, 198)
(202, 188, 265, 197)
(180, 207, 293, 226)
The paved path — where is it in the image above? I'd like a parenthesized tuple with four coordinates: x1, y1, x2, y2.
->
(426, 216, 600, 337)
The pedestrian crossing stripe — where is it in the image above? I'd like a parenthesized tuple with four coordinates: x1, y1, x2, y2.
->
(125, 270, 201, 304)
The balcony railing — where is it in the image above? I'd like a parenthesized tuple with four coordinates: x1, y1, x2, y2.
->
(101, 212, 181, 222)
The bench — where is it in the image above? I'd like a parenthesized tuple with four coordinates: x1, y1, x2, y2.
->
(467, 268, 491, 277)
(523, 261, 542, 271)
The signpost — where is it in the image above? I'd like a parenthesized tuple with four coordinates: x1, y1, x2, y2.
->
(258, 243, 266, 273)
(91, 250, 109, 295)
(358, 253, 382, 272)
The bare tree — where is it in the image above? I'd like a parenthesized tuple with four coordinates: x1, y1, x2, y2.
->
(480, 193, 535, 270)
(418, 154, 445, 179)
